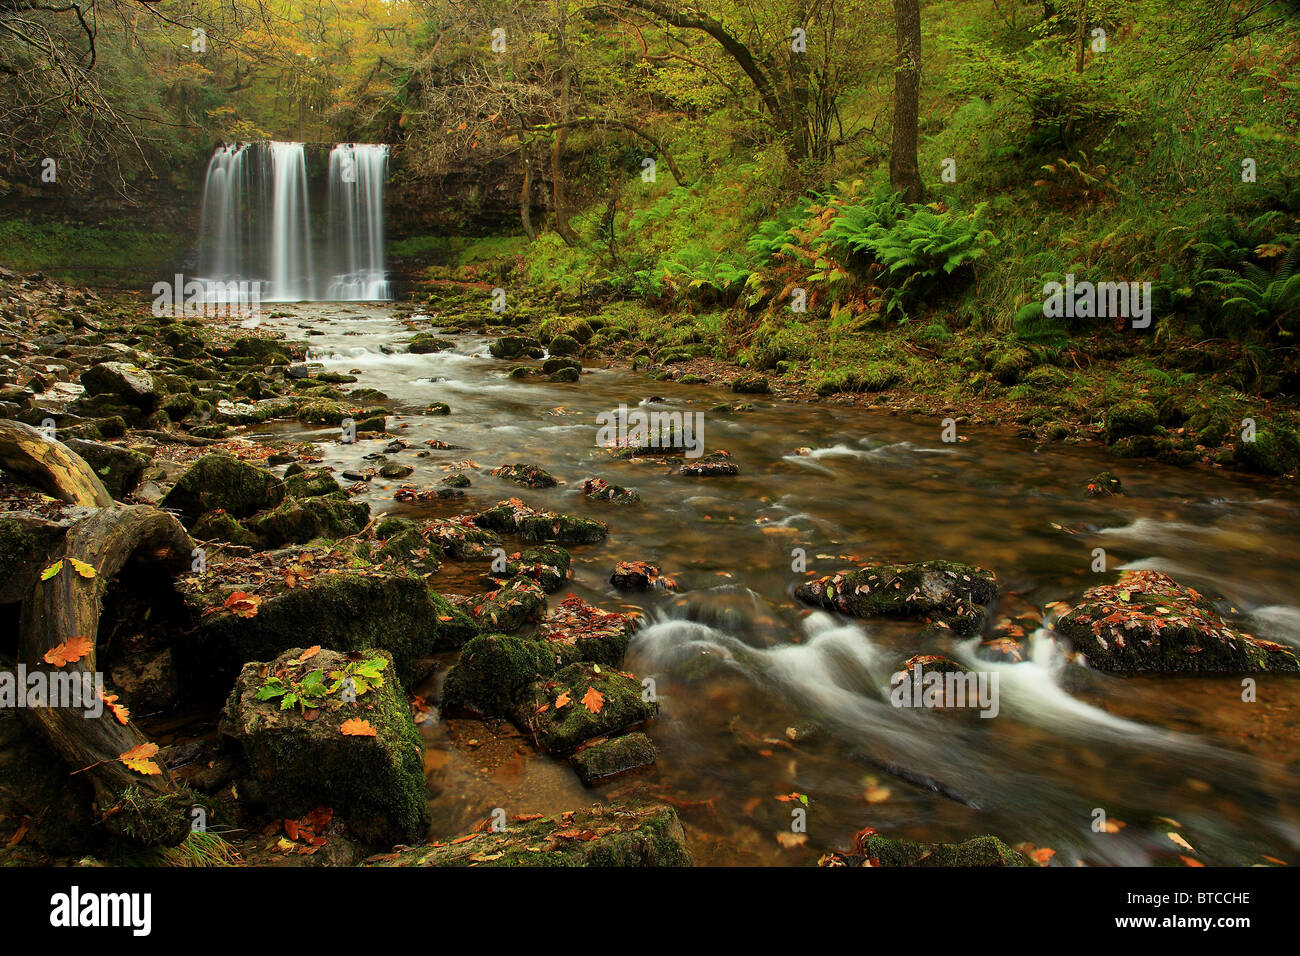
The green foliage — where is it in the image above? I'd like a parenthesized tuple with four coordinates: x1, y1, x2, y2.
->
(255, 653, 389, 714)
(1199, 245, 1300, 340)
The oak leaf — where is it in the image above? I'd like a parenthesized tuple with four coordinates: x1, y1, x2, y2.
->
(43, 635, 93, 667)
(340, 718, 378, 737)
(119, 742, 162, 775)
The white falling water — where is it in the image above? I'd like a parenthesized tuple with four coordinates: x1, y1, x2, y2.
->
(195, 141, 391, 302)
(326, 144, 391, 301)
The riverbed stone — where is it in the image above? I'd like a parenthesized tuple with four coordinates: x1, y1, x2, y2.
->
(796, 560, 998, 635)
(468, 574, 548, 632)
(491, 462, 557, 488)
(513, 663, 658, 753)
(79, 361, 159, 409)
(160, 452, 285, 521)
(63, 438, 150, 499)
(245, 494, 369, 547)
(537, 595, 637, 667)
(826, 833, 1032, 867)
(1055, 570, 1300, 673)
(220, 647, 428, 847)
(570, 732, 658, 784)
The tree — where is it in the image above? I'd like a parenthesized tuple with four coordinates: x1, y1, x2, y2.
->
(888, 0, 923, 202)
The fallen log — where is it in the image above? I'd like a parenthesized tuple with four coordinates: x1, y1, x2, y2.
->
(18, 503, 198, 844)
(0, 419, 112, 507)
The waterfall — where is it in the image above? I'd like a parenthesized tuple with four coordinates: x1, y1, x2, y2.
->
(326, 144, 391, 301)
(195, 141, 391, 302)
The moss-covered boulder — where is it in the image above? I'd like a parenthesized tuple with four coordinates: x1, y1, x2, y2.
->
(79, 361, 159, 409)
(423, 401, 451, 416)
(731, 373, 770, 394)
(246, 495, 369, 547)
(828, 833, 1032, 867)
(282, 468, 341, 499)
(220, 647, 428, 847)
(678, 451, 740, 477)
(1055, 570, 1300, 672)
(489, 336, 544, 360)
(1103, 400, 1159, 443)
(63, 438, 150, 499)
(365, 803, 689, 867)
(1085, 471, 1122, 496)
(582, 477, 640, 504)
(513, 663, 658, 753)
(537, 595, 637, 667)
(548, 367, 580, 383)
(428, 591, 478, 650)
(422, 517, 502, 560)
(469, 575, 548, 632)
(1233, 423, 1300, 476)
(408, 334, 456, 354)
(189, 509, 259, 546)
(517, 511, 607, 545)
(496, 544, 571, 592)
(184, 570, 443, 689)
(161, 453, 284, 522)
(796, 560, 998, 636)
(548, 333, 580, 356)
(491, 463, 557, 488)
(377, 525, 443, 575)
(570, 733, 658, 784)
(441, 633, 564, 715)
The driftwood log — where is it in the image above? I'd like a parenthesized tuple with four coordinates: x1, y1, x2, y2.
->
(0, 419, 112, 506)
(4, 420, 197, 842)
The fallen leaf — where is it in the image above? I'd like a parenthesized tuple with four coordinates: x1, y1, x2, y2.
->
(43, 635, 93, 667)
(40, 560, 63, 581)
(581, 685, 604, 714)
(119, 742, 162, 775)
(69, 558, 97, 579)
(340, 718, 378, 737)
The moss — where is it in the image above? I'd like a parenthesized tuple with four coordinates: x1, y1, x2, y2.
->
(282, 468, 341, 498)
(377, 526, 443, 574)
(1085, 471, 1123, 496)
(189, 509, 259, 547)
(517, 512, 608, 545)
(852, 834, 1031, 867)
(247, 495, 369, 547)
(428, 591, 478, 649)
(731, 373, 770, 394)
(470, 575, 548, 632)
(514, 663, 659, 753)
(408, 334, 456, 354)
(548, 333, 581, 356)
(1103, 399, 1159, 442)
(161, 453, 285, 522)
(424, 401, 452, 415)
(542, 357, 581, 375)
(105, 786, 201, 848)
(489, 335, 544, 359)
(490, 463, 557, 488)
(499, 545, 571, 592)
(548, 367, 580, 383)
(1233, 424, 1300, 476)
(570, 732, 658, 784)
(796, 560, 998, 635)
(441, 633, 563, 715)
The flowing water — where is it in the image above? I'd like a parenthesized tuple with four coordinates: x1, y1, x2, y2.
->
(245, 302, 1300, 867)
(196, 142, 390, 302)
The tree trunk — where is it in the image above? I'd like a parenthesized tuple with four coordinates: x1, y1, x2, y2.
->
(890, 0, 925, 203)
(0, 420, 112, 507)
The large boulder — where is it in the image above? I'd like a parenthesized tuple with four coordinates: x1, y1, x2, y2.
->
(796, 560, 998, 635)
(220, 647, 428, 846)
(1055, 570, 1300, 673)
(364, 803, 690, 867)
(161, 453, 284, 522)
(513, 663, 658, 753)
(245, 495, 369, 547)
(441, 634, 562, 716)
(79, 361, 159, 409)
(63, 438, 150, 499)
(468, 575, 547, 632)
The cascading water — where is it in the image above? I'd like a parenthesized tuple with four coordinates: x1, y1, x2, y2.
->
(195, 141, 391, 302)
(326, 144, 391, 301)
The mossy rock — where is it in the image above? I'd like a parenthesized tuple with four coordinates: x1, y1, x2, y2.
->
(377, 526, 443, 575)
(489, 335, 544, 360)
(246, 495, 369, 547)
(548, 367, 580, 383)
(548, 333, 581, 357)
(844, 834, 1031, 867)
(582, 477, 640, 504)
(491, 462, 557, 488)
(1103, 400, 1159, 443)
(537, 595, 636, 667)
(1056, 570, 1300, 673)
(441, 633, 565, 715)
(498, 545, 571, 593)
(63, 438, 150, 499)
(570, 733, 658, 784)
(408, 334, 456, 354)
(513, 663, 658, 753)
(1233, 424, 1300, 476)
(428, 591, 478, 650)
(185, 571, 443, 690)
(469, 575, 548, 632)
(678, 451, 740, 477)
(1109, 434, 1158, 458)
(220, 647, 428, 847)
(424, 401, 451, 416)
(731, 373, 770, 394)
(442, 474, 471, 489)
(282, 468, 341, 499)
(989, 348, 1033, 385)
(796, 560, 998, 636)
(161, 453, 285, 522)
(542, 357, 581, 375)
(517, 512, 608, 545)
(365, 803, 689, 867)
(190, 509, 260, 547)
(1085, 471, 1122, 496)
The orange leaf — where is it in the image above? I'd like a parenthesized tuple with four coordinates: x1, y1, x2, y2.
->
(223, 591, 262, 618)
(340, 718, 378, 737)
(555, 691, 571, 708)
(102, 693, 130, 725)
(119, 742, 161, 775)
(581, 685, 604, 714)
(43, 636, 93, 667)
(298, 645, 321, 662)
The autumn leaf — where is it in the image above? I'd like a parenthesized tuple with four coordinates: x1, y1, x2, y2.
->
(1168, 832, 1196, 853)
(102, 693, 130, 725)
(223, 591, 262, 618)
(555, 691, 571, 708)
(69, 558, 96, 579)
(581, 685, 604, 714)
(298, 646, 321, 662)
(40, 560, 63, 581)
(340, 718, 378, 737)
(119, 742, 161, 775)
(43, 635, 93, 667)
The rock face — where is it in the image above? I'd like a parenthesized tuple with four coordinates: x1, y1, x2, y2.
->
(1055, 570, 1300, 673)
(161, 453, 285, 521)
(365, 804, 690, 867)
(220, 647, 429, 847)
(796, 560, 998, 635)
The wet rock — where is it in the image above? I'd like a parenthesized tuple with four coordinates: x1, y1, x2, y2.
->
(548, 333, 581, 356)
(364, 803, 690, 867)
(63, 438, 150, 499)
(189, 509, 260, 547)
(423, 401, 451, 416)
(1055, 570, 1300, 673)
(519, 511, 607, 545)
(678, 450, 740, 477)
(79, 361, 158, 409)
(469, 575, 548, 632)
(825, 833, 1032, 867)
(440, 633, 563, 715)
(582, 477, 640, 504)
(610, 561, 677, 592)
(246, 495, 369, 547)
(796, 560, 998, 636)
(160, 453, 285, 522)
(1104, 400, 1158, 442)
(731, 373, 770, 394)
(282, 467, 340, 498)
(220, 647, 428, 847)
(513, 663, 658, 753)
(1233, 423, 1300, 476)
(422, 517, 502, 560)
(491, 462, 557, 488)
(548, 367, 580, 383)
(1085, 471, 1122, 496)
(570, 733, 657, 784)
(378, 462, 414, 479)
(442, 473, 471, 489)
(537, 594, 638, 667)
(496, 544, 571, 592)
(542, 357, 581, 375)
(489, 335, 544, 360)
(408, 334, 456, 354)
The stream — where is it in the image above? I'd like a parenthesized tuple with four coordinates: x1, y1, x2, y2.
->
(246, 302, 1300, 867)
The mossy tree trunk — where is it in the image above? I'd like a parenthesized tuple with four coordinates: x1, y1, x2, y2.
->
(889, 0, 925, 203)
